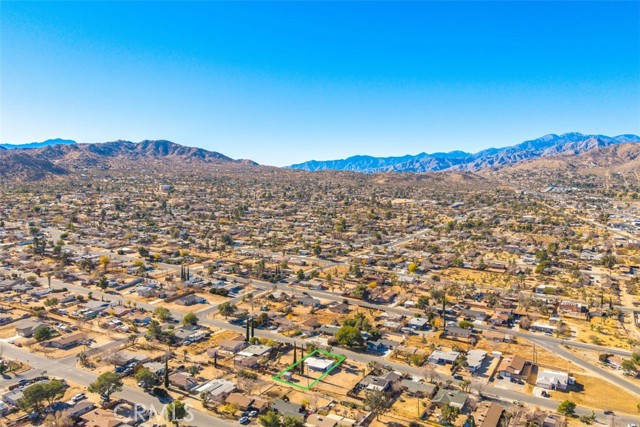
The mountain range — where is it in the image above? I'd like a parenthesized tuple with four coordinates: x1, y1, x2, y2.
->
(0, 139, 256, 181)
(0, 138, 77, 150)
(287, 133, 640, 173)
(1, 132, 640, 182)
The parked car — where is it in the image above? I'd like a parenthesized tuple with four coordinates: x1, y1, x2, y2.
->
(239, 416, 250, 425)
(71, 393, 86, 402)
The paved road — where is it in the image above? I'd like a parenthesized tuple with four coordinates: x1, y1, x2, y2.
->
(0, 344, 237, 427)
(531, 338, 640, 396)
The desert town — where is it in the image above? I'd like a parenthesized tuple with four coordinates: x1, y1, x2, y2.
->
(0, 166, 638, 427)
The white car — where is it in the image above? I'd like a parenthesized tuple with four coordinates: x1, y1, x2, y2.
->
(71, 393, 86, 402)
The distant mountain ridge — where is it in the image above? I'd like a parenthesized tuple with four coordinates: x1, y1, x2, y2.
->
(0, 139, 257, 182)
(288, 133, 640, 173)
(0, 138, 77, 150)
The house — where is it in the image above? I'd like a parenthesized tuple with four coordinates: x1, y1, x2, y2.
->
(304, 356, 335, 372)
(432, 389, 468, 409)
(80, 301, 111, 319)
(358, 370, 401, 392)
(15, 319, 47, 337)
(80, 408, 123, 427)
(238, 344, 272, 358)
(225, 393, 254, 411)
(137, 286, 157, 298)
(461, 309, 489, 322)
(176, 294, 206, 306)
(215, 337, 248, 354)
(483, 330, 513, 343)
(443, 326, 473, 340)
(169, 372, 199, 391)
(272, 399, 305, 420)
(400, 379, 437, 397)
(488, 313, 510, 327)
(497, 354, 529, 379)
(306, 414, 340, 427)
(428, 349, 460, 365)
(536, 370, 572, 391)
(194, 379, 236, 399)
(383, 320, 403, 332)
(407, 317, 429, 330)
(46, 332, 87, 349)
(465, 349, 487, 372)
(141, 361, 166, 376)
(477, 402, 505, 427)
(328, 302, 350, 314)
(63, 400, 95, 419)
(319, 325, 340, 336)
(366, 338, 396, 353)
(531, 322, 556, 334)
(2, 380, 50, 406)
(297, 296, 322, 308)
(250, 396, 270, 414)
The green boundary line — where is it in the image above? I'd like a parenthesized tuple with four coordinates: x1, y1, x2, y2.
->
(272, 349, 346, 391)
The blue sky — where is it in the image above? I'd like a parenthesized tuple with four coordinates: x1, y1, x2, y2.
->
(1, 1, 639, 166)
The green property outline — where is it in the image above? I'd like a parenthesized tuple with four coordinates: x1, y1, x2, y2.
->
(272, 349, 346, 391)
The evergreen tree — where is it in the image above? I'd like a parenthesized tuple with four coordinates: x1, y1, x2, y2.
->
(293, 343, 297, 367)
(251, 317, 255, 338)
(442, 295, 446, 321)
(164, 358, 169, 388)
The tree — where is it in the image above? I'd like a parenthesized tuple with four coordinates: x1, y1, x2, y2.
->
(296, 269, 305, 281)
(282, 416, 305, 427)
(128, 333, 139, 347)
(18, 380, 66, 414)
(258, 410, 282, 427)
(364, 390, 392, 420)
(34, 326, 54, 342)
(183, 312, 198, 325)
(335, 325, 364, 348)
(441, 404, 461, 425)
(138, 246, 150, 257)
(153, 307, 171, 322)
(135, 367, 156, 389)
(600, 255, 617, 270)
(408, 262, 419, 274)
(621, 359, 637, 376)
(165, 400, 189, 426)
(218, 302, 238, 318)
(99, 256, 111, 273)
(88, 372, 123, 401)
(147, 320, 163, 339)
(557, 400, 576, 417)
(458, 320, 474, 329)
(77, 351, 89, 367)
(43, 298, 59, 308)
(41, 380, 67, 408)
(164, 358, 170, 388)
(98, 276, 109, 290)
(78, 258, 95, 273)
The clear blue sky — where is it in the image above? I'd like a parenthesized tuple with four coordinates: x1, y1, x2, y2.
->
(1, 1, 639, 166)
